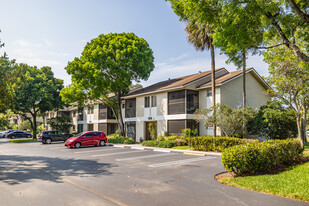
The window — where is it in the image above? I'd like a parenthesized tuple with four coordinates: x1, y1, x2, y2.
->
(78, 107, 83, 121)
(88, 106, 94, 114)
(99, 104, 107, 119)
(168, 120, 186, 134)
(145, 96, 150, 108)
(151, 96, 157, 107)
(126, 121, 136, 140)
(78, 124, 83, 133)
(125, 98, 136, 118)
(207, 90, 212, 97)
(168, 90, 185, 115)
(187, 90, 199, 114)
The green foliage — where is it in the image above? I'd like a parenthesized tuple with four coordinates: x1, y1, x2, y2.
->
(264, 46, 309, 146)
(61, 32, 155, 136)
(47, 115, 73, 133)
(247, 101, 297, 139)
(148, 122, 157, 140)
(107, 130, 135, 144)
(0, 116, 9, 129)
(196, 104, 256, 137)
(167, 0, 309, 63)
(187, 136, 257, 152)
(221, 162, 309, 202)
(11, 65, 65, 137)
(8, 138, 38, 143)
(221, 140, 303, 175)
(182, 128, 197, 138)
(18, 120, 32, 131)
(141, 140, 176, 148)
(0, 54, 24, 112)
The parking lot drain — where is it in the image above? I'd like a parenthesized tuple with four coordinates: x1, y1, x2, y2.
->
(183, 152, 206, 156)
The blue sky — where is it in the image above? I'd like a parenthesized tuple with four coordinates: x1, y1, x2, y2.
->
(0, 0, 269, 86)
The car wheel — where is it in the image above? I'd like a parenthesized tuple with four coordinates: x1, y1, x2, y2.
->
(46, 138, 52, 144)
(99, 140, 106, 146)
(11, 135, 16, 139)
(75, 142, 81, 148)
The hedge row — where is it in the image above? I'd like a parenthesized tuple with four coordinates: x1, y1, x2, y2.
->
(221, 139, 303, 175)
(187, 136, 258, 152)
(107, 137, 135, 144)
(141, 140, 176, 148)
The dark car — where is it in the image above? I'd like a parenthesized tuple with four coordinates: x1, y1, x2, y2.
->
(6, 130, 32, 139)
(38, 130, 73, 144)
(65, 131, 107, 148)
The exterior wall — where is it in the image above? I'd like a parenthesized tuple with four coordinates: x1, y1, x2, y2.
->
(157, 119, 167, 136)
(157, 93, 167, 116)
(136, 121, 144, 141)
(220, 72, 270, 110)
(136, 96, 144, 117)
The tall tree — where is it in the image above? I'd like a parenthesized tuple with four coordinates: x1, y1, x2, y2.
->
(185, 20, 217, 136)
(264, 46, 309, 147)
(61, 33, 155, 136)
(167, 0, 309, 63)
(12, 65, 64, 138)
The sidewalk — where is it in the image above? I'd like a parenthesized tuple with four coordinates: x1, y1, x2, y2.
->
(107, 143, 222, 156)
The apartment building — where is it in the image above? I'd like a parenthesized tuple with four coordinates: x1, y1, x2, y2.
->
(123, 68, 270, 141)
(44, 103, 118, 135)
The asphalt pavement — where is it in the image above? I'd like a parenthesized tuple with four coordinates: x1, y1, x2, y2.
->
(0, 138, 307, 206)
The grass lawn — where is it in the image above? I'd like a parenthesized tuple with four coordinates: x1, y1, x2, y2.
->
(220, 147, 309, 202)
(172, 146, 193, 150)
(305, 142, 309, 150)
(8, 138, 37, 143)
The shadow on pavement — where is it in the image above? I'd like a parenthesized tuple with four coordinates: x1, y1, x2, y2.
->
(0, 154, 115, 185)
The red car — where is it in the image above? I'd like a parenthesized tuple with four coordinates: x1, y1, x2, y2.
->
(65, 131, 107, 148)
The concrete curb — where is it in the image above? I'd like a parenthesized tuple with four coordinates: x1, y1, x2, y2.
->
(108, 143, 222, 156)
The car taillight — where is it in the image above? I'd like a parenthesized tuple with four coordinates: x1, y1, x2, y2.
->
(39, 135, 44, 137)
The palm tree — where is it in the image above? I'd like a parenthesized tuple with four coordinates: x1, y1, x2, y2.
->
(185, 20, 217, 137)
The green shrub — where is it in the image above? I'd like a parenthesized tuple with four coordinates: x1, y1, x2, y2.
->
(107, 130, 135, 144)
(142, 140, 176, 148)
(187, 136, 257, 152)
(221, 139, 303, 175)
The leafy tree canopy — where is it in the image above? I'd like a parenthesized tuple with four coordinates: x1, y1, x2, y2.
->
(247, 100, 297, 139)
(47, 115, 73, 133)
(12, 65, 65, 137)
(61, 32, 155, 135)
(264, 45, 309, 146)
(167, 0, 309, 63)
(196, 104, 256, 137)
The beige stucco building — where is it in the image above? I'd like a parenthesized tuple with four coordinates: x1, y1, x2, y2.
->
(123, 68, 270, 140)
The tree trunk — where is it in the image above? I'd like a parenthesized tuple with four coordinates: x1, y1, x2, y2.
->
(296, 115, 305, 148)
(242, 50, 247, 138)
(210, 41, 216, 137)
(33, 111, 37, 139)
(116, 92, 125, 136)
(303, 110, 308, 143)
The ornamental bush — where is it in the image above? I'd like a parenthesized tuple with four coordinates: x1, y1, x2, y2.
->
(187, 136, 257, 152)
(107, 131, 135, 144)
(221, 139, 303, 175)
(141, 140, 176, 148)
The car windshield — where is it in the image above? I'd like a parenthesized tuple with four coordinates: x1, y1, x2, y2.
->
(73, 132, 85, 137)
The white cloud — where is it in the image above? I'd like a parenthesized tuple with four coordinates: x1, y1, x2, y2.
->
(169, 53, 189, 61)
(12, 40, 42, 48)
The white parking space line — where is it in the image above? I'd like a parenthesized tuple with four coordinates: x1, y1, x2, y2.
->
(112, 145, 125, 148)
(148, 156, 217, 168)
(153, 149, 171, 153)
(74, 148, 121, 154)
(130, 147, 145, 150)
(92, 150, 144, 157)
(116, 153, 175, 161)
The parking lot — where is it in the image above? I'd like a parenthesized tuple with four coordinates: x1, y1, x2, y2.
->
(0, 139, 306, 206)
